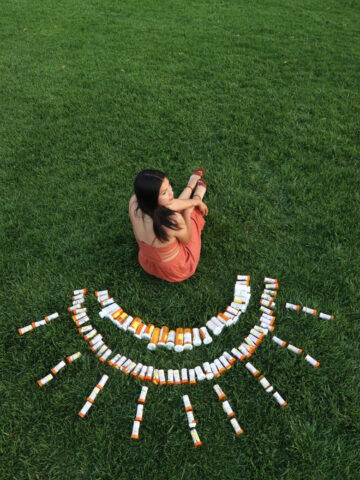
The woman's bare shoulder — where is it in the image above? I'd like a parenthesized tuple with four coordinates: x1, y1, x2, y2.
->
(129, 196, 151, 224)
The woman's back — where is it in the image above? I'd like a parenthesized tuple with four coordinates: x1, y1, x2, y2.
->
(129, 195, 181, 262)
(129, 195, 174, 247)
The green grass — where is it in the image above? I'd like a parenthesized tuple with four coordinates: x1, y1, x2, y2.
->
(1, 0, 360, 478)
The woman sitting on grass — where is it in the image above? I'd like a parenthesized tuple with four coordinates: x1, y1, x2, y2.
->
(129, 168, 208, 282)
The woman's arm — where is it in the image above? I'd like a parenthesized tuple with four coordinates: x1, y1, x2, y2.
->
(167, 197, 200, 212)
(167, 197, 208, 216)
(129, 195, 137, 216)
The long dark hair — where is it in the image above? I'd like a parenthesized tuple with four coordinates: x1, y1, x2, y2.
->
(134, 169, 180, 242)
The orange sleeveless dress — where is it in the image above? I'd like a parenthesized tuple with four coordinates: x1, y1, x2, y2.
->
(136, 207, 206, 282)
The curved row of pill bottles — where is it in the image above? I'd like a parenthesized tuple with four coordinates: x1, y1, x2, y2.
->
(79, 310, 282, 389)
(98, 276, 251, 351)
(100, 338, 261, 386)
(69, 292, 113, 369)
(73, 306, 116, 368)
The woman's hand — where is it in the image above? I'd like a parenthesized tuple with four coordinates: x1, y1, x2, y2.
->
(197, 200, 208, 216)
